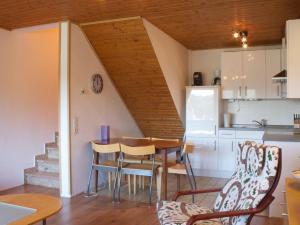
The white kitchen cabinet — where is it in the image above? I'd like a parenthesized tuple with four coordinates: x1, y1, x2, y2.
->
(242, 50, 266, 99)
(266, 49, 285, 99)
(218, 138, 236, 173)
(286, 19, 300, 98)
(264, 141, 300, 219)
(187, 137, 218, 171)
(221, 51, 243, 99)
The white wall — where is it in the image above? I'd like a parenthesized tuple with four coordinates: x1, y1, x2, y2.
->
(189, 46, 300, 126)
(0, 26, 59, 190)
(70, 24, 142, 195)
(143, 19, 189, 123)
(225, 99, 300, 125)
(189, 49, 223, 86)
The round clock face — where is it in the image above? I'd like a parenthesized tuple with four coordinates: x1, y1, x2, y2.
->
(91, 74, 103, 94)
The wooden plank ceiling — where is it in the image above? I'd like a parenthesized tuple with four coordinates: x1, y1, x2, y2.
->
(0, 0, 299, 49)
(82, 18, 184, 138)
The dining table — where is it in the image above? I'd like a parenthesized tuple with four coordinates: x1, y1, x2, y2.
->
(0, 193, 62, 225)
(92, 138, 184, 200)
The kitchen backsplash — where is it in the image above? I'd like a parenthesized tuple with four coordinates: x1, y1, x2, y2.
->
(224, 99, 300, 125)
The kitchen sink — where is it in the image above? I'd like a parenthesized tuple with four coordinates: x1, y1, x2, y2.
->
(231, 124, 264, 129)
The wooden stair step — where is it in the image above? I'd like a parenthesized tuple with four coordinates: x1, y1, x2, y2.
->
(36, 155, 59, 173)
(46, 142, 59, 159)
(24, 167, 59, 189)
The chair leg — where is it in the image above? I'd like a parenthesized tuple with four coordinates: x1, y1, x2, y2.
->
(108, 172, 112, 191)
(113, 170, 119, 202)
(118, 172, 123, 202)
(185, 161, 196, 203)
(149, 174, 154, 205)
(139, 175, 142, 189)
(156, 168, 162, 201)
(86, 166, 94, 195)
(128, 175, 131, 195)
(133, 175, 137, 195)
(176, 174, 180, 192)
(142, 176, 145, 189)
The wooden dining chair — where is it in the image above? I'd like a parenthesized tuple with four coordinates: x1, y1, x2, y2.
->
(86, 142, 122, 196)
(143, 137, 181, 166)
(114, 144, 159, 204)
(156, 143, 197, 201)
(157, 141, 282, 225)
(121, 136, 151, 195)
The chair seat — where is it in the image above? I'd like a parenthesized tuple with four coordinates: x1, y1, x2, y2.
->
(142, 158, 177, 166)
(121, 163, 159, 176)
(93, 160, 128, 170)
(157, 201, 222, 225)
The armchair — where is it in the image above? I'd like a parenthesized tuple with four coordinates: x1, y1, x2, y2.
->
(157, 141, 282, 225)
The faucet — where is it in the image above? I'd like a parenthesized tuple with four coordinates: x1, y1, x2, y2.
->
(252, 119, 266, 127)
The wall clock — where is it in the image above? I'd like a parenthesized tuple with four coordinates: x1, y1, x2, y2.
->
(91, 74, 103, 94)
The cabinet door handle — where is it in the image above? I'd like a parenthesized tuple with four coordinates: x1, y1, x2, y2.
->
(214, 125, 217, 136)
(281, 213, 288, 217)
(245, 86, 247, 97)
(239, 86, 242, 97)
(231, 141, 234, 152)
(214, 140, 217, 151)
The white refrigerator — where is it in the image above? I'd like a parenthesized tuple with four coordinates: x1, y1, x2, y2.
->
(185, 86, 221, 176)
(186, 86, 220, 138)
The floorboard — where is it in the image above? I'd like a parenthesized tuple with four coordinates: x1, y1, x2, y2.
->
(0, 177, 287, 225)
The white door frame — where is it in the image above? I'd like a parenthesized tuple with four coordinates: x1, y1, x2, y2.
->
(59, 21, 72, 198)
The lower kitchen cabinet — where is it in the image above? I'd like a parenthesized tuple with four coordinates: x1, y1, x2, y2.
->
(187, 131, 264, 178)
(187, 137, 218, 172)
(218, 138, 236, 172)
(264, 141, 300, 219)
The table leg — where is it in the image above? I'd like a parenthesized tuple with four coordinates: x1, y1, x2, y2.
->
(43, 219, 46, 225)
(176, 148, 182, 191)
(162, 150, 168, 200)
(95, 152, 99, 192)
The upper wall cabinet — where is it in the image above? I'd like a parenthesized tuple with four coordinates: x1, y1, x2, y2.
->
(221, 50, 266, 99)
(242, 50, 266, 99)
(286, 19, 300, 98)
(221, 52, 242, 99)
(266, 49, 286, 99)
(221, 49, 284, 99)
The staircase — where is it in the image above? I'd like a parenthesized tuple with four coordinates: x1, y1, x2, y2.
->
(24, 132, 59, 189)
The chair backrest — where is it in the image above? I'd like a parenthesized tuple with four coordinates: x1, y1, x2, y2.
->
(91, 142, 120, 153)
(182, 143, 194, 155)
(151, 137, 180, 142)
(213, 141, 281, 225)
(122, 136, 151, 140)
(120, 144, 155, 156)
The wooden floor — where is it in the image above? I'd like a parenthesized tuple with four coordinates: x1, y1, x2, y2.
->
(0, 182, 287, 225)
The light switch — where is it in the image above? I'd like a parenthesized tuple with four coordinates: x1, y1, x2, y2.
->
(73, 117, 79, 134)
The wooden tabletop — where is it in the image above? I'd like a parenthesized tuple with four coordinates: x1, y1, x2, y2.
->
(285, 177, 300, 225)
(92, 138, 183, 150)
(0, 193, 62, 225)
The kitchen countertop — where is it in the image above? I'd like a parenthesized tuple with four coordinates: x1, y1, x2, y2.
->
(219, 125, 300, 142)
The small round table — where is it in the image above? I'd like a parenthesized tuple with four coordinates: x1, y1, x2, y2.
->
(0, 193, 62, 225)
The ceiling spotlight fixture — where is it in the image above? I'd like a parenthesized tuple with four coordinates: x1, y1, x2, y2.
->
(241, 36, 247, 43)
(232, 30, 249, 48)
(242, 42, 248, 49)
(233, 31, 239, 38)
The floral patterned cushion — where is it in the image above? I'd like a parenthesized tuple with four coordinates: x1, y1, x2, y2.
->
(213, 142, 280, 225)
(157, 201, 222, 225)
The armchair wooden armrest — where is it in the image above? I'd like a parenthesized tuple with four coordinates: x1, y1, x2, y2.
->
(172, 188, 222, 201)
(186, 195, 275, 225)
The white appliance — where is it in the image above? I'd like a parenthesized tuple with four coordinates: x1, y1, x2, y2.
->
(185, 86, 221, 177)
(185, 86, 220, 138)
